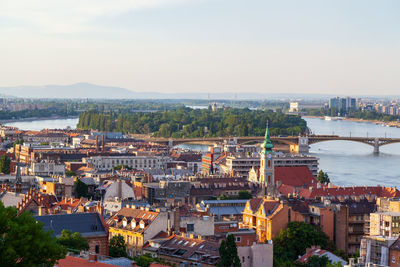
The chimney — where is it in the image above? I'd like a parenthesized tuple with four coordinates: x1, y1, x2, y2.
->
(95, 136, 99, 153)
(89, 253, 98, 262)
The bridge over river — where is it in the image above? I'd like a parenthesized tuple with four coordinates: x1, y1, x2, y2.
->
(139, 135, 400, 154)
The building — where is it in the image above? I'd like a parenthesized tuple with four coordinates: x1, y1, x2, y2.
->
(83, 155, 168, 171)
(143, 180, 190, 205)
(289, 102, 299, 113)
(197, 199, 248, 221)
(201, 152, 214, 175)
(370, 211, 400, 238)
(35, 213, 109, 255)
(39, 176, 74, 199)
(360, 235, 398, 266)
(223, 153, 319, 178)
(389, 238, 400, 267)
(107, 207, 169, 256)
(241, 197, 305, 242)
(237, 241, 273, 267)
(333, 200, 376, 255)
(143, 233, 220, 267)
(30, 160, 65, 176)
(179, 214, 214, 237)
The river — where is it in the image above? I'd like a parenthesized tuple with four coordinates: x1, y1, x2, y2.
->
(305, 117, 400, 187)
(5, 116, 400, 187)
(4, 118, 79, 131)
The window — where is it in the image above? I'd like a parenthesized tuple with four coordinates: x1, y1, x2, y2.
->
(187, 223, 194, 232)
(235, 236, 241, 242)
(95, 245, 100, 254)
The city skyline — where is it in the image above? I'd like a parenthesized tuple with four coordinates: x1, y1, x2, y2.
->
(1, 0, 400, 95)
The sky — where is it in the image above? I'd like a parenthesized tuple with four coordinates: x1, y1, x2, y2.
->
(1, 0, 400, 95)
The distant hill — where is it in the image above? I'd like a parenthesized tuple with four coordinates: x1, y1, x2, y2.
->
(0, 83, 139, 99)
(2, 82, 388, 100)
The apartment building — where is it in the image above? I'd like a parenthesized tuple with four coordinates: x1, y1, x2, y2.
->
(222, 153, 319, 178)
(83, 155, 168, 171)
(370, 212, 400, 238)
(107, 207, 169, 256)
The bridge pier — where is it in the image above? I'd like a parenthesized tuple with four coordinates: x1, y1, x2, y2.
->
(374, 138, 379, 154)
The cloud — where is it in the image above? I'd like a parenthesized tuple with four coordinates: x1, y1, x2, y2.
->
(0, 0, 193, 34)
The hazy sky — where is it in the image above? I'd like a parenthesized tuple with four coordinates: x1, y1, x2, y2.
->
(1, 0, 400, 95)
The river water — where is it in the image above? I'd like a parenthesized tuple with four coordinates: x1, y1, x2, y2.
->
(5, 116, 400, 187)
(4, 118, 79, 131)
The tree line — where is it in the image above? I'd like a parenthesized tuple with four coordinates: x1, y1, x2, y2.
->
(77, 107, 307, 138)
(306, 108, 400, 122)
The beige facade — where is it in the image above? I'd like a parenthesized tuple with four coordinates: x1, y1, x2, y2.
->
(83, 155, 168, 171)
(237, 242, 273, 267)
(370, 212, 400, 238)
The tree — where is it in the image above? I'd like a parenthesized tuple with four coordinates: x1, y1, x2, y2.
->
(0, 202, 66, 266)
(57, 229, 89, 251)
(0, 154, 11, 174)
(217, 234, 241, 267)
(75, 178, 88, 198)
(317, 170, 330, 185)
(109, 234, 128, 258)
(238, 190, 252, 200)
(302, 255, 330, 267)
(273, 222, 335, 264)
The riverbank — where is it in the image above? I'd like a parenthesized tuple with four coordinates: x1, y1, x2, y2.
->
(303, 115, 400, 128)
(0, 115, 79, 125)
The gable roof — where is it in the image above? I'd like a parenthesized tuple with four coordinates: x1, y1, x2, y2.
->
(34, 212, 106, 237)
(248, 198, 263, 212)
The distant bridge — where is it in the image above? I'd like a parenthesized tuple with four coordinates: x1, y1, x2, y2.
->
(139, 135, 400, 154)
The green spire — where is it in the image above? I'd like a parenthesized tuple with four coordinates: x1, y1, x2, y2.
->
(261, 122, 274, 154)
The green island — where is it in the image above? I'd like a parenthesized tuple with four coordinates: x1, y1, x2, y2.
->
(77, 107, 307, 138)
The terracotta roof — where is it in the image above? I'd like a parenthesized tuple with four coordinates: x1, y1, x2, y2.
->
(297, 246, 327, 263)
(57, 256, 116, 267)
(262, 200, 280, 215)
(298, 186, 400, 200)
(248, 198, 263, 211)
(275, 166, 316, 187)
(107, 208, 159, 233)
(149, 264, 170, 267)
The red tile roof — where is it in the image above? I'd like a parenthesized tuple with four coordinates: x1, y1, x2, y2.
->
(248, 198, 263, 211)
(275, 166, 316, 187)
(297, 246, 327, 263)
(149, 264, 170, 267)
(298, 185, 400, 200)
(57, 256, 116, 267)
(262, 200, 280, 215)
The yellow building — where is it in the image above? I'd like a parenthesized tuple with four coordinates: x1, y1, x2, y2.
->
(107, 207, 169, 256)
(241, 197, 305, 242)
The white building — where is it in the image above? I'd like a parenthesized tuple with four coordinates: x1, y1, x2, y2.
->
(222, 153, 319, 178)
(83, 155, 169, 171)
(289, 102, 300, 113)
(30, 161, 65, 176)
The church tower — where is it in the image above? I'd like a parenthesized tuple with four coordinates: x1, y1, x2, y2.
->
(259, 123, 274, 187)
